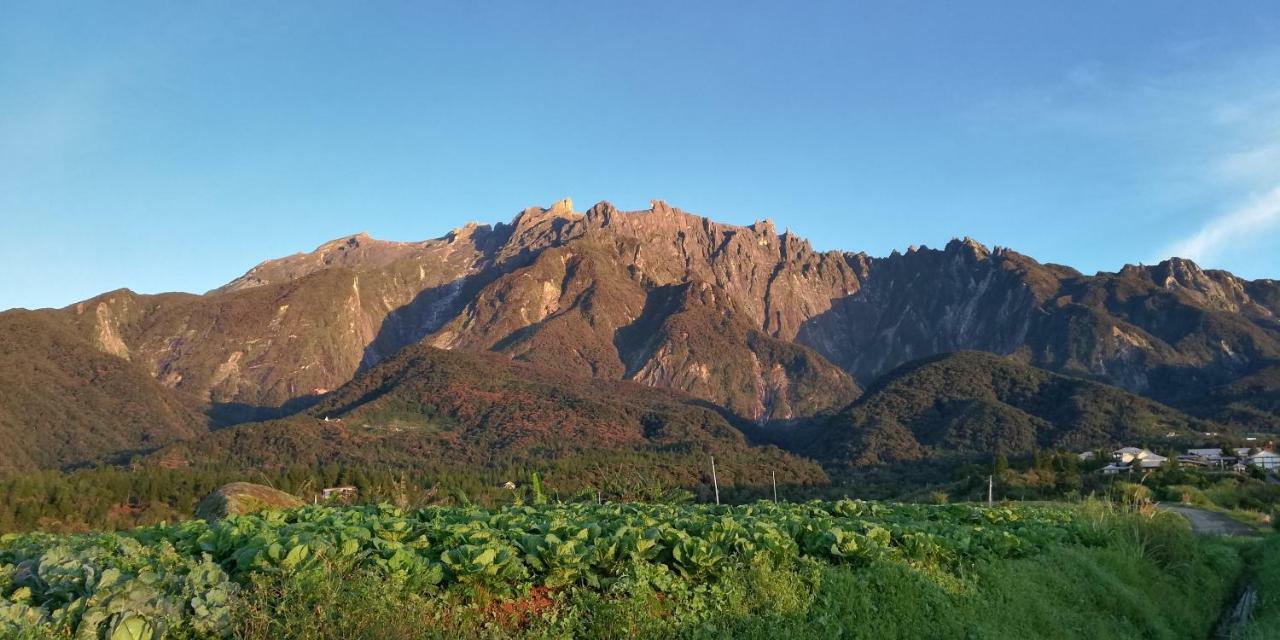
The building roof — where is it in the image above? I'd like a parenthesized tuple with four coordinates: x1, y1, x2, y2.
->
(1115, 447, 1165, 461)
(1188, 448, 1225, 457)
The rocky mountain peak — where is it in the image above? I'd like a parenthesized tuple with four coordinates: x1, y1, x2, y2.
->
(1151, 257, 1207, 288)
(513, 198, 580, 228)
(750, 218, 777, 236)
(944, 236, 991, 260)
(217, 231, 424, 293)
(583, 200, 618, 226)
(445, 221, 493, 244)
(650, 199, 676, 216)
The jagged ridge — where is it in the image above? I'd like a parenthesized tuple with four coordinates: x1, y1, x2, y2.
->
(5, 198, 1280, 471)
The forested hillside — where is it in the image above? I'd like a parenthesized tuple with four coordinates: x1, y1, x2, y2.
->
(804, 351, 1214, 466)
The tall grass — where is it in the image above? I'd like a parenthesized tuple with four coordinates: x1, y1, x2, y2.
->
(701, 501, 1240, 639)
(1076, 497, 1199, 569)
(1238, 536, 1280, 640)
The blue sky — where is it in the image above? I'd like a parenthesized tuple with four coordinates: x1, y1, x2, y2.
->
(3, 2, 1280, 310)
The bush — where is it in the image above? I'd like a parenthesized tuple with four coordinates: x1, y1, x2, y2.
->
(1205, 480, 1280, 511)
(1110, 482, 1153, 506)
(1158, 484, 1209, 507)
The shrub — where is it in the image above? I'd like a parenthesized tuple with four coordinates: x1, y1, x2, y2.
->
(1158, 484, 1209, 507)
(1110, 482, 1153, 506)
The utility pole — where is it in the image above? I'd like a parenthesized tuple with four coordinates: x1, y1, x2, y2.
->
(771, 470, 778, 502)
(710, 455, 720, 505)
(987, 475, 994, 506)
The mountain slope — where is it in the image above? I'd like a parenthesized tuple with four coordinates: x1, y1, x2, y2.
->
(1193, 360, 1280, 431)
(155, 344, 828, 487)
(796, 244, 1280, 424)
(802, 351, 1214, 466)
(0, 310, 206, 471)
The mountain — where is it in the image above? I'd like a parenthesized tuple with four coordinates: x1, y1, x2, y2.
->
(800, 351, 1215, 467)
(0, 310, 205, 471)
(3, 198, 1280, 472)
(49, 199, 865, 426)
(66, 201, 1280, 431)
(154, 344, 828, 489)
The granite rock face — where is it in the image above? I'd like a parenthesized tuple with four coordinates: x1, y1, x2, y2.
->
(14, 199, 1280, 436)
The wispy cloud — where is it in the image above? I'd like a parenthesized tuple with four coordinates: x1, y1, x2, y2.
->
(1163, 186, 1280, 264)
(1214, 141, 1280, 183)
(971, 45, 1280, 276)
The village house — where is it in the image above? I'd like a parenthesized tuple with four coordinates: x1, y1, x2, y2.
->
(1246, 450, 1280, 470)
(1176, 454, 1212, 468)
(321, 486, 358, 500)
(1114, 447, 1167, 468)
(1101, 447, 1167, 474)
(1180, 447, 1279, 471)
(1184, 448, 1236, 469)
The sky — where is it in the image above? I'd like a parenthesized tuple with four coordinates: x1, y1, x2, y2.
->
(3, 1, 1280, 310)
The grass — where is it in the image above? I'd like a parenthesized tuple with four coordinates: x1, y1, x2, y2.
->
(1239, 535, 1280, 639)
(688, 502, 1241, 640)
(227, 540, 1239, 640)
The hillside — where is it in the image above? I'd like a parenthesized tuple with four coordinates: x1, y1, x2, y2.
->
(0, 310, 206, 471)
(1194, 360, 1280, 431)
(156, 344, 828, 488)
(802, 351, 1215, 466)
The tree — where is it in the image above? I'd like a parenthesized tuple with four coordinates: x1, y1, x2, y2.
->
(993, 453, 1009, 475)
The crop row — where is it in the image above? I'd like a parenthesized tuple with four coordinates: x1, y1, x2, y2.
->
(0, 500, 1099, 638)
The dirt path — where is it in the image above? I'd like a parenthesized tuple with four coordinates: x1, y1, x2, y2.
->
(1157, 504, 1257, 536)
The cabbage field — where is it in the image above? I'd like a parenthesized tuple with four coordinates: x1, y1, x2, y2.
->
(0, 500, 1203, 639)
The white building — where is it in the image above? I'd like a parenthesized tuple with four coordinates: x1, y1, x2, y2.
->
(1182, 447, 1279, 471)
(1187, 448, 1229, 460)
(1112, 448, 1167, 469)
(1247, 451, 1280, 470)
(321, 486, 357, 499)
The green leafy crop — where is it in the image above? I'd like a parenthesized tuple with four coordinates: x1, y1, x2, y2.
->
(0, 500, 1094, 638)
